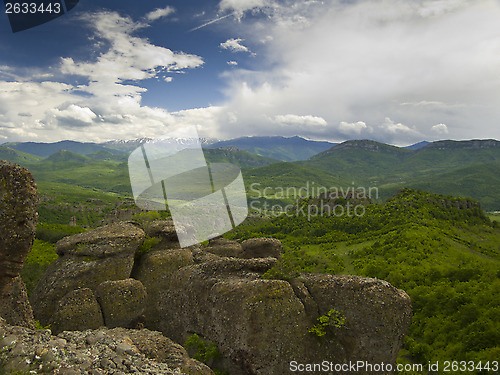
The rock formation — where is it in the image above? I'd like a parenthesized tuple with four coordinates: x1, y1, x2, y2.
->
(31, 222, 145, 326)
(30, 220, 412, 375)
(0, 161, 38, 329)
(0, 162, 412, 374)
(152, 256, 411, 375)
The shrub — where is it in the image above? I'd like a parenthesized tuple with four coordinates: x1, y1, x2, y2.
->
(309, 308, 346, 337)
(184, 334, 227, 374)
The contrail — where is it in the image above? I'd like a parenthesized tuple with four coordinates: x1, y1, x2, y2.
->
(189, 12, 236, 32)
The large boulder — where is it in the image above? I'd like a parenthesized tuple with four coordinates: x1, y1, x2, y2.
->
(0, 161, 37, 329)
(31, 222, 145, 326)
(50, 288, 104, 335)
(241, 238, 282, 260)
(298, 274, 412, 365)
(204, 237, 244, 258)
(156, 256, 412, 375)
(95, 278, 147, 329)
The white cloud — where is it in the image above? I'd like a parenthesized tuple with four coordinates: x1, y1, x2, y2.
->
(219, 0, 269, 16)
(339, 121, 368, 135)
(220, 38, 251, 53)
(0, 10, 204, 142)
(273, 114, 327, 127)
(50, 105, 97, 127)
(431, 123, 449, 134)
(227, 61, 238, 66)
(146, 6, 175, 21)
(380, 118, 418, 135)
(216, 0, 500, 144)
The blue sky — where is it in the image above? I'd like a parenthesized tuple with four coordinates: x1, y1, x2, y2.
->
(1, 0, 500, 145)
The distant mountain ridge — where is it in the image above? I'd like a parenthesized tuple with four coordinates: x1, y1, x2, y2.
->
(208, 136, 337, 161)
(4, 137, 496, 161)
(417, 139, 500, 150)
(317, 139, 409, 156)
(3, 140, 123, 157)
(1, 137, 499, 210)
(404, 141, 430, 150)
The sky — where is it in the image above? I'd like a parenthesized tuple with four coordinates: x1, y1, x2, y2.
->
(1, 0, 500, 146)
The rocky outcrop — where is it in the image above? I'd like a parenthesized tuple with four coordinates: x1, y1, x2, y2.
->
(298, 274, 412, 364)
(29, 218, 411, 375)
(156, 256, 412, 375)
(0, 161, 38, 329)
(0, 317, 214, 375)
(31, 222, 145, 326)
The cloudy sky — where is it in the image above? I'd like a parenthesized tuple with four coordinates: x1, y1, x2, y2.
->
(1, 0, 499, 146)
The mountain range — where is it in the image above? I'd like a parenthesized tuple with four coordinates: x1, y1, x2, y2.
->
(2, 136, 428, 162)
(1, 137, 499, 210)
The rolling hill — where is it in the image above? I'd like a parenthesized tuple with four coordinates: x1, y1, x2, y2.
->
(1, 137, 499, 211)
(303, 138, 500, 183)
(245, 139, 500, 210)
(0, 145, 43, 164)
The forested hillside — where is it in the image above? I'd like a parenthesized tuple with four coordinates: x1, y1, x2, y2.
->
(226, 189, 500, 372)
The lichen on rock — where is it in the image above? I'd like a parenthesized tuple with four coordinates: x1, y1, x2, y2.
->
(0, 161, 38, 329)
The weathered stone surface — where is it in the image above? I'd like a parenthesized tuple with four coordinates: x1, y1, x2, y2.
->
(204, 237, 244, 258)
(0, 161, 37, 329)
(108, 327, 214, 375)
(0, 317, 211, 374)
(143, 219, 178, 240)
(241, 237, 282, 260)
(95, 279, 147, 328)
(143, 219, 183, 249)
(156, 257, 411, 375)
(56, 221, 145, 257)
(31, 222, 145, 326)
(299, 274, 413, 366)
(133, 249, 194, 330)
(0, 276, 35, 329)
(50, 288, 104, 335)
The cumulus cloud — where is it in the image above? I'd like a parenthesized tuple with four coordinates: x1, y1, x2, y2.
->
(0, 10, 204, 142)
(339, 121, 368, 135)
(145, 6, 175, 21)
(273, 114, 327, 127)
(431, 123, 449, 134)
(216, 0, 500, 144)
(50, 105, 97, 128)
(220, 38, 251, 53)
(379, 118, 416, 135)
